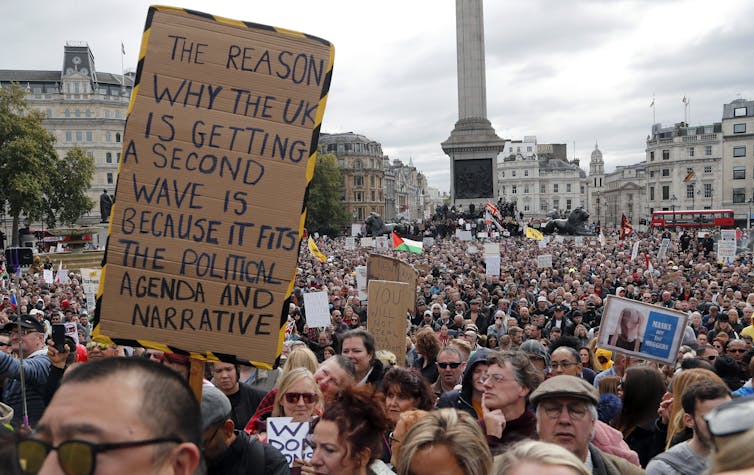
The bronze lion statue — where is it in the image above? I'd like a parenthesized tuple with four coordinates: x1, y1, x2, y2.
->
(542, 207, 592, 235)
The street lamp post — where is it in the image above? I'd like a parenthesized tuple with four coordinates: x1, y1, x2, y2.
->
(671, 194, 677, 225)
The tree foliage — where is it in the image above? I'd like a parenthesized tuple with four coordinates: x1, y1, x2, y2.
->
(0, 83, 95, 243)
(305, 153, 349, 236)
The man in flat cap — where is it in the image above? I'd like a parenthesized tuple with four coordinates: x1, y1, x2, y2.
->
(531, 375, 643, 475)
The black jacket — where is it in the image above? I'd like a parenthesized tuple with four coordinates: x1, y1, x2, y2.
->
(227, 383, 267, 430)
(436, 348, 490, 418)
(208, 430, 290, 475)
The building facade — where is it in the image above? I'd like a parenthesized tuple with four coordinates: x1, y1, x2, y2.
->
(587, 143, 606, 225)
(721, 99, 754, 226)
(645, 121, 723, 217)
(0, 42, 133, 221)
(498, 137, 588, 218)
(601, 163, 647, 227)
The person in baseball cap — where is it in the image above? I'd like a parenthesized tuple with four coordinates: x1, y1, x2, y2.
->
(531, 375, 643, 474)
(1, 314, 45, 334)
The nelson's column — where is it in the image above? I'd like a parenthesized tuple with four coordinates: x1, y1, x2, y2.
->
(442, 0, 505, 208)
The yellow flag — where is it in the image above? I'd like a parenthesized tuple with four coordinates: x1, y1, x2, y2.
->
(525, 227, 544, 241)
(308, 236, 327, 263)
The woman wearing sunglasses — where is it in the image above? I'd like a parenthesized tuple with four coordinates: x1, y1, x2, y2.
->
(250, 368, 322, 443)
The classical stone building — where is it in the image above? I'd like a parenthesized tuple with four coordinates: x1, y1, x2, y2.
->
(0, 42, 133, 221)
(645, 121, 723, 216)
(721, 99, 754, 226)
(498, 137, 587, 218)
(319, 132, 386, 223)
(601, 163, 647, 227)
(587, 143, 606, 225)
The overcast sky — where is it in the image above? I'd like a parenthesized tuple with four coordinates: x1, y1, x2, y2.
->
(3, 0, 753, 192)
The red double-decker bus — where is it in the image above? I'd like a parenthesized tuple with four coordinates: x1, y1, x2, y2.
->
(651, 209, 735, 228)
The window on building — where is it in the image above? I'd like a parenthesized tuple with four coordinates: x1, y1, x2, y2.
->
(566, 199, 572, 210)
(734, 107, 747, 117)
(46, 109, 52, 118)
(117, 153, 121, 163)
(524, 185, 529, 194)
(106, 152, 112, 164)
(105, 132, 111, 142)
(74, 109, 81, 118)
(75, 131, 83, 142)
(580, 185, 585, 194)
(662, 186, 670, 200)
(524, 170, 529, 177)
(107, 173, 114, 184)
(688, 147, 694, 157)
(344, 143, 352, 152)
(512, 185, 517, 194)
(650, 151, 655, 161)
(733, 166, 746, 179)
(662, 150, 669, 160)
(686, 184, 695, 198)
(370, 175, 375, 186)
(527, 146, 532, 152)
(566, 184, 572, 193)
(733, 146, 746, 157)
(705, 145, 712, 156)
(553, 199, 559, 209)
(734, 123, 746, 134)
(540, 201, 547, 211)
(733, 188, 746, 203)
(650, 170, 655, 178)
(501, 171, 505, 178)
(540, 184, 546, 194)
(115, 133, 121, 143)
(354, 159, 362, 169)
(354, 191, 363, 202)
(85, 109, 91, 118)
(104, 110, 110, 119)
(371, 190, 375, 201)
(704, 183, 712, 198)
(512, 170, 516, 177)
(65, 131, 72, 142)
(86, 131, 92, 141)
(650, 187, 655, 200)
(86, 152, 93, 158)
(553, 184, 559, 193)
(662, 169, 670, 177)
(704, 166, 712, 173)
(501, 186, 505, 195)
(354, 175, 364, 187)
(524, 204, 530, 211)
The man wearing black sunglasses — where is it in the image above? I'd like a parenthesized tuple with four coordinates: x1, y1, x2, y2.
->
(433, 347, 466, 398)
(17, 357, 202, 475)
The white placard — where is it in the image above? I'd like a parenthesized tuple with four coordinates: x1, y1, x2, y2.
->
(574, 236, 584, 247)
(717, 240, 737, 264)
(720, 230, 736, 241)
(455, 229, 473, 241)
(302, 291, 331, 328)
(355, 266, 368, 301)
(351, 223, 362, 237)
(422, 237, 435, 248)
(43, 269, 54, 284)
(477, 232, 489, 239)
(538, 237, 548, 249)
(467, 245, 479, 254)
(56, 269, 69, 284)
(360, 237, 374, 248)
(375, 236, 390, 250)
(267, 417, 312, 467)
(484, 243, 499, 256)
(485, 256, 501, 277)
(554, 235, 564, 243)
(537, 254, 553, 268)
(465, 223, 471, 231)
(345, 237, 356, 250)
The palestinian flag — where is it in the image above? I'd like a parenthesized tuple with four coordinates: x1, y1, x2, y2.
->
(392, 231, 423, 254)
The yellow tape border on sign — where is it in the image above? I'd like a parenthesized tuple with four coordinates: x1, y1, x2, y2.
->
(92, 5, 334, 369)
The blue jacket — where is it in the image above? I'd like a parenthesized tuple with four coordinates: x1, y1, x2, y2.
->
(0, 349, 51, 428)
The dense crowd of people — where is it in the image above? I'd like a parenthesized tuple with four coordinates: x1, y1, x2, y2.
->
(1, 222, 754, 474)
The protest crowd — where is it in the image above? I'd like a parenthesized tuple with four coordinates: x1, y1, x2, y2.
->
(1, 217, 754, 475)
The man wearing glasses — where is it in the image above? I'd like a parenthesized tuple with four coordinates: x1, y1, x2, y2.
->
(432, 347, 466, 398)
(17, 357, 202, 475)
(531, 375, 643, 475)
(0, 314, 51, 429)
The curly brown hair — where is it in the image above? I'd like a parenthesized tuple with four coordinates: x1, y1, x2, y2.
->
(414, 329, 441, 361)
(319, 385, 389, 463)
(381, 367, 435, 411)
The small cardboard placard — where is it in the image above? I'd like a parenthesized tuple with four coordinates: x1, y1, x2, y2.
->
(368, 280, 409, 367)
(302, 291, 330, 328)
(94, 7, 334, 367)
(267, 417, 312, 467)
(485, 256, 501, 277)
(597, 295, 688, 365)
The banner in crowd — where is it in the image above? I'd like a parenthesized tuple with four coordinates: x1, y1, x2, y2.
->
(94, 6, 335, 367)
(267, 417, 312, 467)
(597, 295, 688, 365)
(302, 291, 330, 328)
(537, 254, 552, 268)
(368, 280, 410, 367)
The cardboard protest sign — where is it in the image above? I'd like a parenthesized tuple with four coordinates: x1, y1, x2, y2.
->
(267, 417, 312, 467)
(367, 254, 417, 305)
(43, 270, 53, 285)
(720, 229, 736, 241)
(375, 236, 390, 250)
(717, 240, 736, 264)
(485, 255, 501, 277)
(81, 268, 102, 311)
(355, 265, 368, 301)
(368, 280, 410, 367)
(94, 6, 334, 367)
(302, 291, 330, 328)
(597, 295, 688, 365)
(360, 237, 374, 248)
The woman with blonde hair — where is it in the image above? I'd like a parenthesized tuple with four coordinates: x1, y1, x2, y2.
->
(283, 346, 319, 375)
(250, 368, 323, 443)
(396, 408, 491, 475)
(493, 440, 590, 475)
(663, 368, 727, 449)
